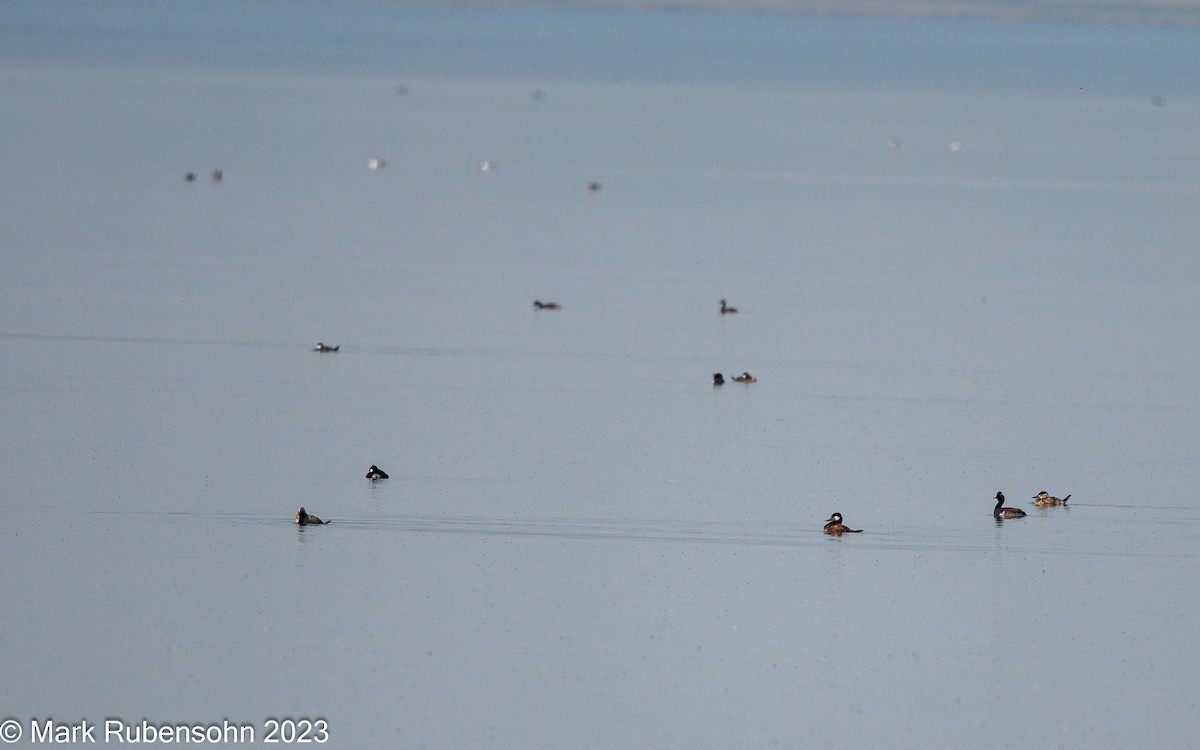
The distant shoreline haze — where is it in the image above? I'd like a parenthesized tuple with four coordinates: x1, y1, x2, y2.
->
(380, 0, 1200, 26)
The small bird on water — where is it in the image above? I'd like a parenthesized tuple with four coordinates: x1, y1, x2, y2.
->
(993, 491, 1026, 518)
(295, 507, 326, 525)
(823, 512, 862, 535)
(1032, 491, 1070, 506)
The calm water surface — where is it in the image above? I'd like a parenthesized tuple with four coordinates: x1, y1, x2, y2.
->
(2, 1, 1199, 747)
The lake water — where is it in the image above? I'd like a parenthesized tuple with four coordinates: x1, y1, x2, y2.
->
(2, 1, 1200, 747)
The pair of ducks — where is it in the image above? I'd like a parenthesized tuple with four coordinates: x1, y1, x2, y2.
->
(993, 490, 1071, 518)
(298, 506, 865, 533)
(826, 489, 1071, 532)
(295, 465, 391, 525)
(713, 372, 756, 385)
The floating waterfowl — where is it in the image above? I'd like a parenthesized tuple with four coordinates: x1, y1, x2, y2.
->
(733, 372, 757, 383)
(368, 158, 386, 170)
(824, 512, 862, 535)
(210, 169, 223, 183)
(993, 491, 1026, 518)
(295, 507, 326, 525)
(313, 343, 339, 352)
(533, 300, 561, 310)
(720, 299, 738, 314)
(587, 181, 601, 192)
(712, 373, 725, 386)
(1033, 491, 1071, 506)
(365, 465, 389, 480)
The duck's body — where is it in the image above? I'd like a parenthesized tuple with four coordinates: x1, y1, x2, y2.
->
(533, 300, 561, 310)
(712, 373, 725, 385)
(733, 372, 757, 383)
(993, 491, 1026, 518)
(1033, 491, 1070, 506)
(365, 465, 389, 480)
(314, 343, 339, 352)
(720, 299, 738, 314)
(295, 507, 325, 525)
(823, 512, 862, 535)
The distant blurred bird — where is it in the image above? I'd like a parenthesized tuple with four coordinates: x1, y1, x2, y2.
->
(533, 300, 561, 310)
(720, 299, 738, 314)
(313, 343, 339, 353)
(295, 507, 326, 525)
(733, 372, 757, 383)
(712, 373, 725, 386)
(366, 465, 389, 481)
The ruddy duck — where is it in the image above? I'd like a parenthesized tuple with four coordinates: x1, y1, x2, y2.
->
(712, 373, 725, 385)
(533, 300, 561, 310)
(823, 512, 862, 535)
(720, 299, 738, 314)
(733, 372, 757, 383)
(295, 507, 326, 525)
(993, 491, 1026, 518)
(313, 343, 339, 352)
(1033, 491, 1070, 506)
(365, 465, 389, 480)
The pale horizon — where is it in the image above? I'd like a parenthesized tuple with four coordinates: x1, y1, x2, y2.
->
(377, 0, 1200, 26)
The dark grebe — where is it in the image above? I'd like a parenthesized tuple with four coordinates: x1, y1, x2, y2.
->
(712, 373, 725, 385)
(313, 343, 339, 352)
(720, 299, 738, 314)
(993, 492, 1026, 518)
(295, 507, 326, 525)
(366, 465, 389, 480)
(533, 300, 561, 310)
(823, 512, 862, 535)
(1033, 491, 1070, 506)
